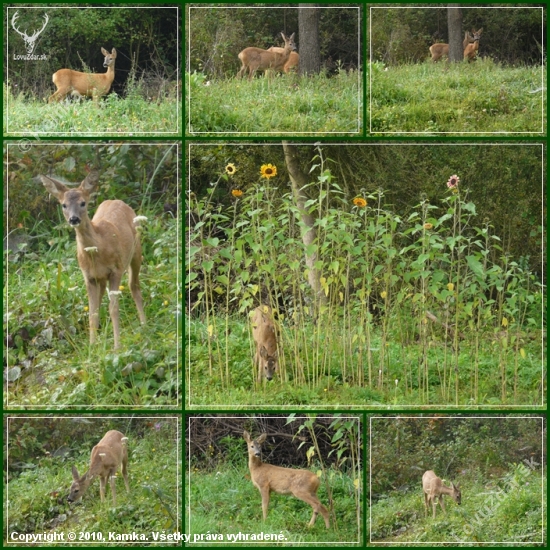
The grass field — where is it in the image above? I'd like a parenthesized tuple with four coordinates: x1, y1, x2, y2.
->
(186, 70, 362, 135)
(3, 85, 181, 136)
(4, 208, 180, 408)
(369, 59, 545, 134)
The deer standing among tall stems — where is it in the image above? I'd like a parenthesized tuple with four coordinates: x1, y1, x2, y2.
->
(243, 431, 330, 528)
(68, 430, 129, 506)
(237, 32, 296, 79)
(251, 305, 279, 382)
(41, 169, 146, 349)
(463, 29, 483, 62)
(422, 470, 461, 519)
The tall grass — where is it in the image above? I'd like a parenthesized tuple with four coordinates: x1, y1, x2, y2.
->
(369, 58, 545, 134)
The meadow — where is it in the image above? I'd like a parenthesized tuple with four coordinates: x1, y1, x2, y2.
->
(5, 417, 180, 547)
(4, 202, 180, 408)
(186, 70, 361, 135)
(369, 59, 545, 134)
(3, 83, 181, 136)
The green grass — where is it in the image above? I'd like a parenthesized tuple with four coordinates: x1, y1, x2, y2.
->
(369, 59, 545, 134)
(3, 86, 181, 136)
(186, 70, 361, 135)
(4, 419, 180, 547)
(370, 465, 544, 545)
(187, 467, 359, 545)
(4, 212, 180, 408)
(186, 315, 543, 409)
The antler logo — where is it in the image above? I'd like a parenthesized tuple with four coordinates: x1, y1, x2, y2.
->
(11, 11, 49, 54)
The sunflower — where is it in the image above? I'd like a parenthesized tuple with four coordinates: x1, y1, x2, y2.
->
(225, 163, 237, 175)
(446, 174, 460, 188)
(260, 164, 277, 179)
(231, 189, 243, 198)
(423, 223, 433, 230)
(353, 197, 367, 208)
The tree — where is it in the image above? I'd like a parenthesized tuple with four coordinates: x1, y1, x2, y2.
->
(447, 5, 463, 62)
(298, 4, 321, 75)
(282, 141, 327, 309)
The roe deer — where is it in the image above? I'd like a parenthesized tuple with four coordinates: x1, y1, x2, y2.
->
(429, 32, 476, 62)
(243, 431, 330, 528)
(48, 47, 117, 103)
(237, 32, 296, 79)
(266, 47, 299, 73)
(41, 169, 146, 349)
(68, 430, 129, 506)
(463, 28, 483, 62)
(422, 470, 461, 519)
(252, 305, 278, 381)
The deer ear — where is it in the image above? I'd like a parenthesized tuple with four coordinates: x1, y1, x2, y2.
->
(80, 170, 99, 193)
(257, 434, 267, 444)
(243, 430, 250, 441)
(71, 466, 80, 481)
(41, 175, 68, 199)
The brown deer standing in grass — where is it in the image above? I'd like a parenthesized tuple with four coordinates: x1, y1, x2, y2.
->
(243, 431, 330, 528)
(429, 31, 477, 62)
(48, 47, 117, 102)
(463, 28, 483, 62)
(251, 305, 279, 381)
(237, 32, 296, 79)
(41, 169, 146, 349)
(422, 470, 461, 519)
(68, 430, 129, 506)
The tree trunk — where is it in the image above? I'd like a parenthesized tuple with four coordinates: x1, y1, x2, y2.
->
(447, 5, 463, 62)
(281, 142, 327, 309)
(298, 4, 321, 75)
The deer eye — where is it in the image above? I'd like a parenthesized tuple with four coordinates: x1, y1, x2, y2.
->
(80, 202, 86, 207)
(62, 204, 67, 209)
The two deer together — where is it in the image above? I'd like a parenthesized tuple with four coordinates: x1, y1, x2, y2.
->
(68, 430, 129, 506)
(237, 32, 297, 79)
(430, 28, 483, 62)
(42, 170, 146, 350)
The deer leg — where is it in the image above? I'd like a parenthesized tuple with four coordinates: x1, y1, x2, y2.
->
(85, 278, 102, 344)
(108, 274, 122, 349)
(109, 473, 117, 506)
(439, 495, 446, 515)
(128, 257, 146, 325)
(259, 487, 270, 520)
(121, 452, 130, 493)
(99, 475, 106, 503)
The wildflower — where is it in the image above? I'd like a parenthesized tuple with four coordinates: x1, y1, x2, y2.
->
(225, 163, 237, 175)
(119, 286, 125, 291)
(447, 283, 454, 291)
(381, 291, 387, 299)
(260, 164, 277, 179)
(133, 216, 148, 224)
(353, 197, 367, 208)
(447, 174, 460, 188)
(231, 189, 243, 198)
(423, 223, 433, 230)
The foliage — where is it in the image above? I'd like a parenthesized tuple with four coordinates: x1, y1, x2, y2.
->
(3, 83, 181, 136)
(369, 416, 544, 544)
(4, 416, 181, 546)
(187, 5, 360, 78)
(4, 143, 181, 407)
(186, 147, 544, 407)
(186, 415, 360, 543)
(5, 6, 179, 99)
(370, 5, 545, 65)
(369, 59, 546, 134)
(186, 69, 361, 135)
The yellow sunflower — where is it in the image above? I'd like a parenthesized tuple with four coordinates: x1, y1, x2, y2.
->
(225, 163, 237, 175)
(260, 164, 277, 179)
(231, 189, 243, 198)
(353, 197, 367, 208)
